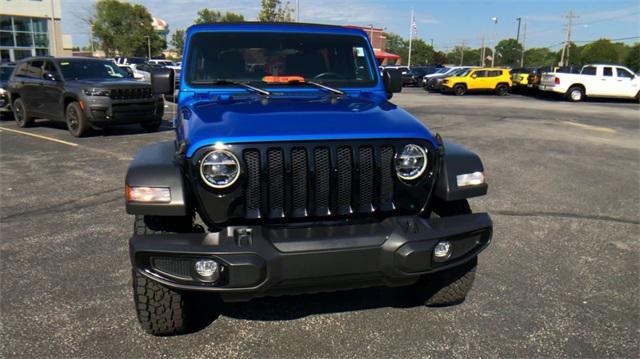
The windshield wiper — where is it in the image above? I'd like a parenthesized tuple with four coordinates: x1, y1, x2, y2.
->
(304, 81, 345, 95)
(191, 80, 271, 97)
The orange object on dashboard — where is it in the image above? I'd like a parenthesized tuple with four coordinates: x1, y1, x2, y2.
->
(262, 75, 305, 83)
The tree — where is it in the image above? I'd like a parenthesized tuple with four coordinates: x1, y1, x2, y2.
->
(194, 9, 245, 24)
(91, 0, 164, 57)
(624, 44, 640, 72)
(258, 0, 293, 22)
(432, 51, 448, 65)
(494, 38, 523, 66)
(385, 32, 406, 54)
(579, 39, 619, 65)
(523, 48, 556, 67)
(171, 29, 185, 54)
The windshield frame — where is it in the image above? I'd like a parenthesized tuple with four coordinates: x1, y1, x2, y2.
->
(184, 31, 380, 90)
(57, 59, 131, 81)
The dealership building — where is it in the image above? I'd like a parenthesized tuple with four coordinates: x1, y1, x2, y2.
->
(1, 0, 73, 62)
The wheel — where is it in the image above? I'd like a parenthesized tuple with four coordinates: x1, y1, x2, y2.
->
(132, 215, 209, 336)
(140, 118, 162, 132)
(495, 84, 509, 96)
(65, 101, 90, 137)
(12, 98, 34, 128)
(453, 84, 466, 96)
(413, 257, 477, 306)
(566, 86, 584, 102)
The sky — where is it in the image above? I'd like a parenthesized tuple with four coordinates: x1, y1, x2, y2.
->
(60, 0, 640, 51)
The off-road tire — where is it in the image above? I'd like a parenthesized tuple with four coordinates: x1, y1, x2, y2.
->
(414, 257, 477, 306)
(453, 84, 466, 96)
(495, 84, 509, 96)
(12, 98, 34, 128)
(140, 118, 163, 132)
(566, 85, 584, 102)
(132, 270, 190, 336)
(66, 101, 90, 137)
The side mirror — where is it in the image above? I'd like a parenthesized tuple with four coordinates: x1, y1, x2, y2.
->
(382, 69, 402, 98)
(471, 74, 477, 79)
(149, 67, 174, 95)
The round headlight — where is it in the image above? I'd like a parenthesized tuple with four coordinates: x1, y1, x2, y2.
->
(395, 144, 428, 180)
(200, 150, 240, 188)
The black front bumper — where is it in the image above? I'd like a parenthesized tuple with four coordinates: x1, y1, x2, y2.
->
(84, 97, 163, 126)
(130, 213, 492, 301)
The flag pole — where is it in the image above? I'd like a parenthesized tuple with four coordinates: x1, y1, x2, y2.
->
(408, 9, 414, 67)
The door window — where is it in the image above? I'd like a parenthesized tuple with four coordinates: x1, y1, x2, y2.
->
(616, 68, 634, 78)
(474, 70, 487, 77)
(603, 67, 613, 77)
(43, 61, 60, 79)
(582, 66, 596, 75)
(24, 60, 43, 79)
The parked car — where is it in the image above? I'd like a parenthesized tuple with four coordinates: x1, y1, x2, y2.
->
(7, 57, 164, 136)
(402, 66, 441, 86)
(426, 67, 476, 92)
(539, 64, 639, 102)
(117, 63, 150, 81)
(528, 65, 579, 88)
(125, 22, 492, 336)
(0, 62, 16, 115)
(510, 67, 536, 89)
(440, 67, 512, 96)
(421, 67, 450, 87)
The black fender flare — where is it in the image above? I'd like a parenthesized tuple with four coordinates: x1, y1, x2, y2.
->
(125, 141, 188, 216)
(433, 139, 487, 201)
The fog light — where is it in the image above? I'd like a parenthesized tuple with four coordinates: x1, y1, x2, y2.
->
(434, 241, 452, 260)
(194, 259, 220, 282)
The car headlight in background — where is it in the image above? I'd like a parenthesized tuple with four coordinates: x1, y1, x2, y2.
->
(200, 149, 240, 188)
(83, 88, 110, 96)
(395, 144, 428, 180)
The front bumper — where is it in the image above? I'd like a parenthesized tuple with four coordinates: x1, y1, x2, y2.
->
(130, 213, 492, 301)
(83, 96, 163, 126)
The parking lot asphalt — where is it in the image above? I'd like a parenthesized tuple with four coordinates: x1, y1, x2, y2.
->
(1, 88, 638, 358)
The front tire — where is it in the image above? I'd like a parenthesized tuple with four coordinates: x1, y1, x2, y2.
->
(140, 118, 163, 132)
(66, 102, 90, 137)
(453, 84, 466, 96)
(12, 98, 34, 128)
(566, 86, 584, 102)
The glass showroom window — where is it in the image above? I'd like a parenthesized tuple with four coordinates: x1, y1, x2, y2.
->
(0, 15, 49, 62)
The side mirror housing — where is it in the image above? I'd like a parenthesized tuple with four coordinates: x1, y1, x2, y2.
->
(471, 74, 477, 79)
(149, 68, 174, 95)
(382, 69, 402, 98)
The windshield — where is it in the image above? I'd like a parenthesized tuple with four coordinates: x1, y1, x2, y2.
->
(0, 66, 15, 81)
(59, 60, 130, 80)
(186, 32, 377, 87)
(456, 69, 472, 77)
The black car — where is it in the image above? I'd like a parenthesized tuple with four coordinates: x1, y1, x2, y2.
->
(402, 66, 441, 86)
(7, 57, 164, 137)
(0, 63, 16, 115)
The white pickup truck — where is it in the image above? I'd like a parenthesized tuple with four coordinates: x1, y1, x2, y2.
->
(539, 64, 639, 102)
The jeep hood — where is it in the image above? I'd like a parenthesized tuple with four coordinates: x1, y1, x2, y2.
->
(183, 95, 437, 157)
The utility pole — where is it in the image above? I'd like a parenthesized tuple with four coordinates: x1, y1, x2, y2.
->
(50, 0, 57, 56)
(520, 22, 527, 67)
(480, 36, 486, 66)
(516, 17, 522, 43)
(560, 10, 578, 66)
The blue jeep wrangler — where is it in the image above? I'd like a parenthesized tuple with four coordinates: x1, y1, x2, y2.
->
(125, 23, 492, 335)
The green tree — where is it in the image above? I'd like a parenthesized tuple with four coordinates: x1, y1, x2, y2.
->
(408, 39, 434, 65)
(385, 32, 406, 54)
(432, 51, 448, 65)
(624, 43, 640, 72)
(194, 9, 245, 24)
(92, 0, 164, 57)
(258, 0, 293, 22)
(523, 47, 556, 67)
(494, 38, 523, 66)
(171, 29, 185, 54)
(579, 39, 619, 65)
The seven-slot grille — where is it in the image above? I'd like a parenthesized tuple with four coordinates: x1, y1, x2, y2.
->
(242, 144, 398, 220)
(109, 87, 153, 100)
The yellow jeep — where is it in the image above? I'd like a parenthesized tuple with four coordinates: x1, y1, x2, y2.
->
(441, 68, 512, 96)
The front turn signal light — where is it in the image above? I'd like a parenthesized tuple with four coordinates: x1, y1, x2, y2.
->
(456, 172, 486, 187)
(126, 186, 171, 203)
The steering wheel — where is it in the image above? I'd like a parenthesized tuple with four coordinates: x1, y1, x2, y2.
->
(313, 72, 345, 80)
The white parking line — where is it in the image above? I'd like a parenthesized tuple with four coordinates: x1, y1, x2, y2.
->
(561, 121, 617, 134)
(0, 127, 79, 147)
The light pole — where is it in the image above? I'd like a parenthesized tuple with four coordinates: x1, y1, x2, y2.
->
(491, 16, 498, 67)
(515, 17, 521, 43)
(145, 36, 151, 60)
(49, 0, 57, 56)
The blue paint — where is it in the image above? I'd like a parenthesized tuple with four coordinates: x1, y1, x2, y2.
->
(175, 23, 437, 158)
